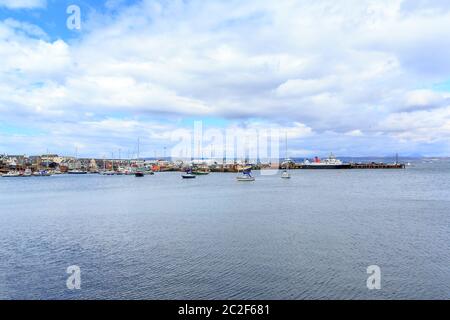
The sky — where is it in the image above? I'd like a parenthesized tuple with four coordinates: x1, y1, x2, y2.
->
(1, 0, 450, 158)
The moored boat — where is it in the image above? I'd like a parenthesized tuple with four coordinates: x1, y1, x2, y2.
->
(299, 153, 351, 169)
(281, 132, 291, 179)
(281, 170, 291, 179)
(236, 167, 255, 181)
(68, 170, 88, 174)
(100, 170, 116, 176)
(2, 171, 21, 177)
(33, 170, 52, 176)
(182, 169, 196, 179)
(135, 171, 145, 177)
(191, 166, 210, 175)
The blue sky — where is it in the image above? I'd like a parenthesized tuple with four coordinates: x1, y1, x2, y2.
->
(1, 0, 450, 157)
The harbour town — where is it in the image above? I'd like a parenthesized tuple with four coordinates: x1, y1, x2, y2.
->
(0, 153, 405, 177)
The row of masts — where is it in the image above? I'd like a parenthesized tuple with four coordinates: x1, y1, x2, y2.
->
(68, 137, 401, 167)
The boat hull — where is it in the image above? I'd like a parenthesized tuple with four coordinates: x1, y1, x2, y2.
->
(298, 164, 351, 169)
(236, 177, 255, 182)
(192, 172, 210, 175)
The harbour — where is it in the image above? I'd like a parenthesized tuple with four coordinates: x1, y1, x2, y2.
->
(0, 153, 407, 177)
(1, 0, 450, 305)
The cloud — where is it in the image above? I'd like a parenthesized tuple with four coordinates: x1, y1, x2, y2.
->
(1, 0, 450, 156)
(345, 130, 364, 137)
(403, 90, 448, 111)
(0, 0, 46, 9)
(379, 106, 450, 143)
(401, 0, 450, 14)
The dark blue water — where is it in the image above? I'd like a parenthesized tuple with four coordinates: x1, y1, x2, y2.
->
(0, 160, 449, 300)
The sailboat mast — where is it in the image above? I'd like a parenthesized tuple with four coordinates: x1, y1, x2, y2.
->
(137, 138, 140, 161)
(285, 132, 288, 159)
(285, 131, 289, 170)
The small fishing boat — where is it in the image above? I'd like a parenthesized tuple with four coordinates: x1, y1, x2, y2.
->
(68, 170, 88, 175)
(33, 170, 52, 177)
(192, 171, 209, 175)
(22, 169, 32, 177)
(192, 166, 210, 175)
(182, 169, 196, 179)
(281, 170, 291, 179)
(135, 171, 145, 177)
(100, 171, 116, 176)
(236, 167, 255, 182)
(2, 171, 21, 177)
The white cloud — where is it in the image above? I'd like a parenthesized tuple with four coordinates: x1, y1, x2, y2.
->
(379, 106, 450, 143)
(403, 90, 448, 110)
(345, 130, 364, 137)
(0, 0, 46, 9)
(1, 0, 450, 156)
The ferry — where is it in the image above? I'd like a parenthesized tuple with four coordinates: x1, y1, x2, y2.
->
(299, 154, 351, 169)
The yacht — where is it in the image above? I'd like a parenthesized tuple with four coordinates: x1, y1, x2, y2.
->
(236, 167, 255, 181)
(281, 132, 291, 179)
(182, 169, 196, 179)
(281, 170, 291, 179)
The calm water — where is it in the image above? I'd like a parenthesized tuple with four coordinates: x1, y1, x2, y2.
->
(0, 160, 449, 300)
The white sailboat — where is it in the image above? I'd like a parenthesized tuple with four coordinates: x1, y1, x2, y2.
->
(281, 132, 291, 179)
(281, 170, 291, 179)
(236, 166, 255, 181)
(68, 148, 87, 174)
